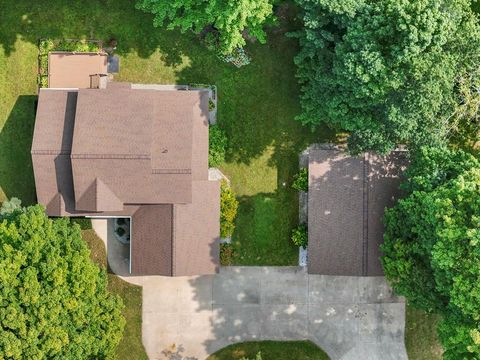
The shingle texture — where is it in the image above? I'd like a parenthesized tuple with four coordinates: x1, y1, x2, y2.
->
(307, 150, 407, 276)
(32, 83, 219, 276)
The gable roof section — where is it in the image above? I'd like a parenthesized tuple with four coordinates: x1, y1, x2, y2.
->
(76, 178, 123, 212)
(307, 149, 407, 276)
(31, 89, 78, 216)
(70, 88, 208, 209)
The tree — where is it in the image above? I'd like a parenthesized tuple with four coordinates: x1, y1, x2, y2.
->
(136, 0, 274, 55)
(449, 70, 480, 150)
(0, 204, 125, 359)
(381, 147, 480, 358)
(0, 197, 22, 217)
(292, 0, 480, 154)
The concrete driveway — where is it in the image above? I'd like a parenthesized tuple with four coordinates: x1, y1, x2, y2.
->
(91, 221, 407, 360)
(140, 268, 406, 360)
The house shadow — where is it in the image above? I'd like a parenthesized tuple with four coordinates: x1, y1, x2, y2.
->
(0, 95, 37, 204)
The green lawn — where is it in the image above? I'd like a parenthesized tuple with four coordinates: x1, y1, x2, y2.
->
(0, 0, 333, 265)
(207, 340, 329, 360)
(82, 229, 148, 360)
(405, 304, 443, 360)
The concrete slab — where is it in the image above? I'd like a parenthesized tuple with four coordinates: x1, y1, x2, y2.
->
(134, 267, 407, 360)
(88, 228, 406, 360)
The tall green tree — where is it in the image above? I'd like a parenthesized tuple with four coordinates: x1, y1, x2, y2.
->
(136, 0, 274, 55)
(292, 0, 480, 153)
(381, 147, 480, 359)
(0, 204, 125, 359)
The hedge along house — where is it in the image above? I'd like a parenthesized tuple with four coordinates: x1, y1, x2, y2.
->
(307, 148, 407, 276)
(31, 62, 220, 276)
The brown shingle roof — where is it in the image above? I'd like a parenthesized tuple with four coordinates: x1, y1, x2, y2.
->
(307, 149, 407, 276)
(31, 90, 77, 214)
(32, 85, 219, 276)
(130, 181, 220, 276)
(76, 177, 123, 212)
(173, 181, 220, 276)
(48, 52, 108, 89)
(130, 205, 173, 276)
(70, 87, 210, 207)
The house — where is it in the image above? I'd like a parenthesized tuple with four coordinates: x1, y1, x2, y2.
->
(307, 148, 407, 276)
(31, 56, 220, 276)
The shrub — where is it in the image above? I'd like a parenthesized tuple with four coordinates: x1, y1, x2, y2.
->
(0, 197, 23, 218)
(241, 352, 263, 360)
(291, 224, 308, 248)
(292, 168, 308, 192)
(220, 181, 238, 238)
(208, 98, 215, 111)
(209, 126, 227, 167)
(39, 55, 48, 72)
(218, 47, 251, 67)
(39, 76, 48, 88)
(39, 39, 101, 56)
(71, 217, 92, 230)
(0, 205, 125, 358)
(220, 243, 234, 266)
(116, 227, 126, 237)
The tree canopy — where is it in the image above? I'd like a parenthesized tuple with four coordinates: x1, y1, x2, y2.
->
(136, 0, 274, 55)
(292, 0, 480, 154)
(0, 204, 125, 359)
(381, 147, 480, 359)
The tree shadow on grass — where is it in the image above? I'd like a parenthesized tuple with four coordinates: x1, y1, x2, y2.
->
(230, 192, 299, 265)
(0, 0, 336, 167)
(0, 95, 36, 204)
(0, 0, 194, 65)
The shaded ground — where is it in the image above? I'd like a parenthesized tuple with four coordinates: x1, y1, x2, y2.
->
(207, 340, 329, 360)
(405, 305, 443, 360)
(82, 229, 147, 360)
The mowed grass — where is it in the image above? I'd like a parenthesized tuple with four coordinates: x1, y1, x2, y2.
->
(405, 305, 443, 360)
(207, 340, 329, 360)
(82, 229, 148, 360)
(0, 0, 332, 265)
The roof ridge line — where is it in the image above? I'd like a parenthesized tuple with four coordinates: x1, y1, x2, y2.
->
(152, 168, 192, 174)
(71, 154, 150, 159)
(32, 150, 70, 155)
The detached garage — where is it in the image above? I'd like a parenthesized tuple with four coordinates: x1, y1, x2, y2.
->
(307, 148, 407, 276)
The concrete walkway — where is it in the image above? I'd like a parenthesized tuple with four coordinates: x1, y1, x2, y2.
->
(91, 221, 407, 360)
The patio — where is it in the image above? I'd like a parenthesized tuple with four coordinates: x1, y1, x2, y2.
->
(48, 51, 108, 88)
